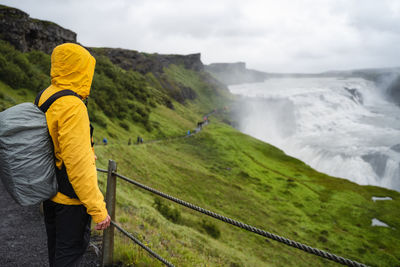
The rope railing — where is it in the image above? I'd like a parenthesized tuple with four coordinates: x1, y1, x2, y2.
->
(97, 168, 108, 173)
(112, 170, 368, 267)
(111, 221, 175, 267)
(98, 161, 173, 267)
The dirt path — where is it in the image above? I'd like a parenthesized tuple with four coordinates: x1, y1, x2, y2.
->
(0, 181, 101, 266)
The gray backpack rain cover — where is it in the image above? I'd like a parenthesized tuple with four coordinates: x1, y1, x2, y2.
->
(0, 103, 57, 206)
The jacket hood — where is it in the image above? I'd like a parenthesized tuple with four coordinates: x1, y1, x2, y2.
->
(50, 43, 96, 99)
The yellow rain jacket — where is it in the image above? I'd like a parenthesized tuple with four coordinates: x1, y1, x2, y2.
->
(37, 43, 108, 223)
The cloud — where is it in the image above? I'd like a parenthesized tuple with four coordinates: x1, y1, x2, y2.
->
(345, 0, 400, 34)
(2, 0, 400, 72)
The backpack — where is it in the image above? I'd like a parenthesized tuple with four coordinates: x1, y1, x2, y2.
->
(0, 90, 79, 206)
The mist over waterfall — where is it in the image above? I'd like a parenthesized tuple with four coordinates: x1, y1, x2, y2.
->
(229, 77, 400, 192)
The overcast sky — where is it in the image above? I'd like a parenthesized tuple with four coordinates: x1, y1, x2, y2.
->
(3, 0, 400, 72)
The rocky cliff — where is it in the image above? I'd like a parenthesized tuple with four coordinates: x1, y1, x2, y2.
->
(0, 5, 76, 54)
(90, 47, 203, 74)
(205, 62, 268, 85)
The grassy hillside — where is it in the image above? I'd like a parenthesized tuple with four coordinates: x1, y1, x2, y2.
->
(0, 40, 399, 266)
(93, 123, 400, 267)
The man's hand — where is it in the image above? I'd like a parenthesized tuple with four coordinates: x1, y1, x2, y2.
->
(95, 215, 111, 230)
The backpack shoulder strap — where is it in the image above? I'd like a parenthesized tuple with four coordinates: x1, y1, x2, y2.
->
(35, 90, 81, 113)
(34, 88, 46, 106)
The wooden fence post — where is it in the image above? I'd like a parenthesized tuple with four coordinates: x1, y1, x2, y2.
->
(102, 159, 117, 267)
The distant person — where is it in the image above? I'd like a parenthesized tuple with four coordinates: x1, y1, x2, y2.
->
(187, 130, 191, 136)
(137, 136, 144, 144)
(128, 138, 132, 145)
(103, 137, 108, 145)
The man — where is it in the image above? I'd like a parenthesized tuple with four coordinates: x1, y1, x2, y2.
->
(36, 43, 111, 266)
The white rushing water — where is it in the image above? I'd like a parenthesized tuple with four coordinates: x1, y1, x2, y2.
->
(229, 77, 400, 191)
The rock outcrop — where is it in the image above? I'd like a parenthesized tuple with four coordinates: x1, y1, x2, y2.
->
(0, 5, 76, 54)
(90, 47, 203, 74)
(205, 62, 268, 85)
(387, 75, 400, 106)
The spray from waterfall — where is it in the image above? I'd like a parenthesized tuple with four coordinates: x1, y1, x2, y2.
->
(230, 77, 400, 192)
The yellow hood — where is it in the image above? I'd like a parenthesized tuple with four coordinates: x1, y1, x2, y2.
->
(51, 43, 96, 99)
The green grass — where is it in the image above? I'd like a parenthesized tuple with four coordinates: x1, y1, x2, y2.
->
(1, 40, 399, 266)
(93, 121, 400, 267)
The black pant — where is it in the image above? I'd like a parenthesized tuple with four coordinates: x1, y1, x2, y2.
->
(43, 200, 91, 267)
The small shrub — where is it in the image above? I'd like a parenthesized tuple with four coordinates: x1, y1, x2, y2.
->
(119, 121, 130, 131)
(26, 50, 51, 74)
(136, 106, 147, 117)
(201, 220, 221, 239)
(151, 121, 160, 129)
(131, 112, 142, 122)
(357, 248, 367, 255)
(144, 121, 153, 132)
(13, 53, 30, 73)
(164, 99, 174, 109)
(118, 216, 129, 223)
(0, 56, 24, 89)
(149, 100, 156, 108)
(89, 110, 108, 129)
(318, 236, 328, 243)
(107, 131, 116, 138)
(153, 197, 181, 223)
(17, 89, 27, 96)
(239, 171, 250, 179)
(293, 202, 304, 208)
(320, 230, 329, 236)
(127, 102, 136, 111)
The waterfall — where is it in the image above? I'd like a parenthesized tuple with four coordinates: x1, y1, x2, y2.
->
(230, 77, 400, 191)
